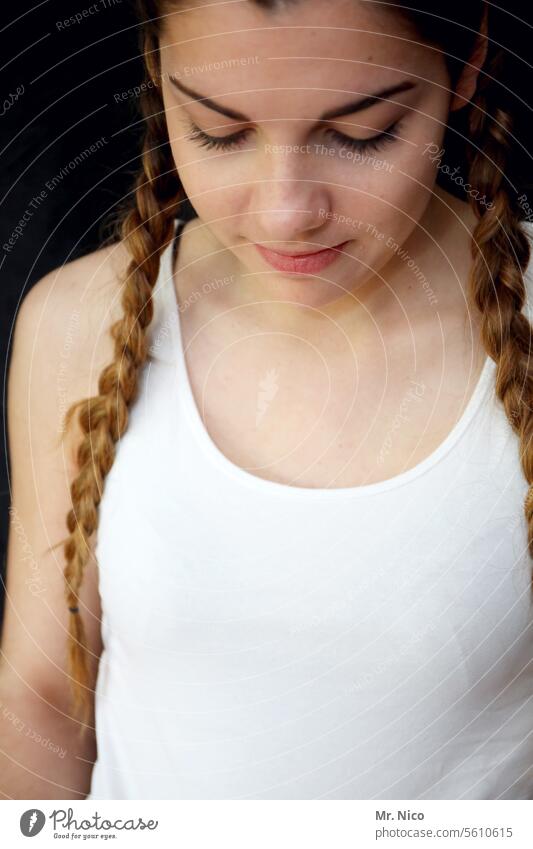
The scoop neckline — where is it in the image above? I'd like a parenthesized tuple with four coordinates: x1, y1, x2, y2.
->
(158, 217, 495, 500)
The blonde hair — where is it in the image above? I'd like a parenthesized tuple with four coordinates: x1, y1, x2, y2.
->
(57, 0, 533, 733)
(57, 16, 186, 733)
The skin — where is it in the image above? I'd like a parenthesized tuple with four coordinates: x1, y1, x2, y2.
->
(151, 0, 489, 486)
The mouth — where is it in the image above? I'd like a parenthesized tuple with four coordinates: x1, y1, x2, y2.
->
(254, 241, 350, 274)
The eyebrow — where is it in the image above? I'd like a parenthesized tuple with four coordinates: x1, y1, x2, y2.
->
(168, 76, 416, 122)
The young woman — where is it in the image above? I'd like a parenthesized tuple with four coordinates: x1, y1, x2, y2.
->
(3, 0, 533, 800)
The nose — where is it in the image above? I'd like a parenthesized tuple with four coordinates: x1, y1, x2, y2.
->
(252, 147, 332, 246)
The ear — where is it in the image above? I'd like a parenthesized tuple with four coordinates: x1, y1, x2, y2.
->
(449, 3, 489, 111)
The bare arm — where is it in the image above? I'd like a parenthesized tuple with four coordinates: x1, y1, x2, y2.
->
(0, 245, 125, 798)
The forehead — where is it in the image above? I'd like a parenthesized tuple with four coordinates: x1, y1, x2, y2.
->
(159, 0, 433, 112)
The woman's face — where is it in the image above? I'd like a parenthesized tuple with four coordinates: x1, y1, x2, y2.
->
(159, 0, 455, 310)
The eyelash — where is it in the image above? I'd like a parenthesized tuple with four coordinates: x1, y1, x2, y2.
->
(185, 119, 403, 154)
(325, 121, 402, 154)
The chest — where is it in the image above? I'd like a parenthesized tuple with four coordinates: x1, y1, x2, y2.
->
(178, 314, 487, 488)
(96, 379, 531, 706)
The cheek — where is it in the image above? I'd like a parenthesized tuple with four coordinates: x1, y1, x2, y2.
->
(331, 150, 440, 281)
(357, 118, 445, 253)
(381, 154, 437, 227)
(326, 106, 446, 228)
(168, 139, 240, 225)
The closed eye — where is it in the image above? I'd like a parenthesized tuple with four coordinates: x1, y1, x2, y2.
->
(185, 122, 252, 151)
(324, 119, 403, 154)
(184, 118, 403, 154)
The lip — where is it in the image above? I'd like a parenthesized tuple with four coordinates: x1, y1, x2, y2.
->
(254, 241, 350, 274)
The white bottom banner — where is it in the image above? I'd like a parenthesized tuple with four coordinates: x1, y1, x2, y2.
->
(0, 800, 532, 847)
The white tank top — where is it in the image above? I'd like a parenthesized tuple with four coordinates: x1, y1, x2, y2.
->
(87, 219, 533, 800)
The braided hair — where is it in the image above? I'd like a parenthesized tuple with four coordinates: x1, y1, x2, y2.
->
(59, 8, 185, 733)
(58, 0, 533, 732)
(466, 49, 533, 547)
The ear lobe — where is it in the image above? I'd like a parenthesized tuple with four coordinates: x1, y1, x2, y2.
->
(450, 4, 489, 112)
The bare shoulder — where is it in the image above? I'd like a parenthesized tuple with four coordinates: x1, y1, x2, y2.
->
(19, 238, 130, 309)
(13, 239, 132, 461)
(16, 239, 131, 364)
(15, 238, 131, 350)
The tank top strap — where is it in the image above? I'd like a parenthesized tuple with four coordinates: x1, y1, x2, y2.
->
(522, 220, 533, 323)
(148, 218, 186, 364)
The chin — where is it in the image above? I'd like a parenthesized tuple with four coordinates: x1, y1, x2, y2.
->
(265, 275, 354, 310)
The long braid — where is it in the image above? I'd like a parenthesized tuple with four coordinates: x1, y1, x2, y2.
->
(60, 32, 185, 732)
(465, 46, 533, 561)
